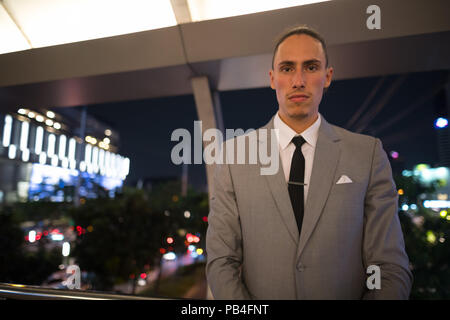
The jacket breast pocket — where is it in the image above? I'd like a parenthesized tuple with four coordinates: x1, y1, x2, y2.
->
(328, 182, 366, 209)
(324, 182, 367, 229)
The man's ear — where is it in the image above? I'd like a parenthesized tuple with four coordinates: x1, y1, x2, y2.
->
(269, 69, 275, 90)
(324, 66, 333, 89)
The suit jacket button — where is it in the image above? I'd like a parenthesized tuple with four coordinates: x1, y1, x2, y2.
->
(296, 263, 305, 272)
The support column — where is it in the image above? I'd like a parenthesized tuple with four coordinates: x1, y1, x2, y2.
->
(212, 90, 225, 134)
(191, 76, 219, 196)
(191, 76, 224, 300)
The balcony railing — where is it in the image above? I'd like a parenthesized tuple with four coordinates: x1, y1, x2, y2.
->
(0, 283, 168, 300)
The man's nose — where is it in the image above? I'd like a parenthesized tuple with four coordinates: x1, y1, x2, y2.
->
(291, 70, 306, 88)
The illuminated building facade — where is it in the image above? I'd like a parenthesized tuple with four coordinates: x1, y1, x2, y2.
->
(402, 164, 450, 212)
(0, 108, 130, 203)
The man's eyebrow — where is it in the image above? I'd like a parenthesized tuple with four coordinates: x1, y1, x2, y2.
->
(277, 60, 296, 67)
(303, 59, 322, 65)
(277, 59, 322, 67)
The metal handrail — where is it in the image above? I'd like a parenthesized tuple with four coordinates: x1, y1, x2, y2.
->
(0, 283, 169, 300)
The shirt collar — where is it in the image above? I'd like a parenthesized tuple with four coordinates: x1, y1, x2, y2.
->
(274, 112, 321, 150)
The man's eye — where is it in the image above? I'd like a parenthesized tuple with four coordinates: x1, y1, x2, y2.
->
(280, 66, 293, 72)
(306, 64, 318, 71)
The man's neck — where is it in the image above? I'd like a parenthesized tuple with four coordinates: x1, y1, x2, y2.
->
(278, 112, 319, 134)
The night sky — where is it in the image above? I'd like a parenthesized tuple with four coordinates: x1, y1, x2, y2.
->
(81, 69, 449, 191)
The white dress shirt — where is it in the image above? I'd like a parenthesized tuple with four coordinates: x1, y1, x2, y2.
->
(273, 112, 321, 203)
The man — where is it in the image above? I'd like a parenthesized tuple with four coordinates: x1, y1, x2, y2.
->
(205, 26, 413, 299)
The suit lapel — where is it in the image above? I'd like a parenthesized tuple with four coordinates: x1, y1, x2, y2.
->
(263, 162, 300, 245)
(297, 118, 341, 259)
(258, 118, 299, 245)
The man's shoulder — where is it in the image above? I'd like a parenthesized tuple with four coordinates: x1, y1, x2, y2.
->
(325, 121, 384, 156)
(330, 123, 377, 143)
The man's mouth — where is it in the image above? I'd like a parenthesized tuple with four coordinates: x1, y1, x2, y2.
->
(288, 93, 309, 103)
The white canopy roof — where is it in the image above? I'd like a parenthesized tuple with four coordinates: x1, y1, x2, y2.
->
(0, 0, 449, 111)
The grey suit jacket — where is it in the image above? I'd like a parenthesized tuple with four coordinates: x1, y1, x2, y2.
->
(206, 115, 413, 299)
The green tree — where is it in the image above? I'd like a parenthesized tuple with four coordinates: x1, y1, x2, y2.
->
(69, 188, 164, 293)
(0, 205, 62, 285)
(395, 174, 450, 299)
(0, 207, 27, 283)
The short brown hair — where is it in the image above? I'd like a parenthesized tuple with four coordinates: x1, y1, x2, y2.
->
(271, 25, 329, 69)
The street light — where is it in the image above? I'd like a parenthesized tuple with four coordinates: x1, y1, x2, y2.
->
(434, 117, 448, 129)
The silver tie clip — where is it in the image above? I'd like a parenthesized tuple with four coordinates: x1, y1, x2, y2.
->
(288, 181, 307, 186)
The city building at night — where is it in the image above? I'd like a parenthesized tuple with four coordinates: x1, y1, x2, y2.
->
(0, 107, 130, 203)
(402, 164, 450, 213)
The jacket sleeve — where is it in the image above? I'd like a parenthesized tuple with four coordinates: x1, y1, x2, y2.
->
(362, 138, 413, 299)
(205, 161, 251, 300)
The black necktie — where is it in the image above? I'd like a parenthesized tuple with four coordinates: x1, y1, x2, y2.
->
(288, 135, 306, 235)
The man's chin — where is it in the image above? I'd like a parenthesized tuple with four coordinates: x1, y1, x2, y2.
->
(287, 110, 313, 120)
(279, 103, 318, 121)
(285, 109, 320, 124)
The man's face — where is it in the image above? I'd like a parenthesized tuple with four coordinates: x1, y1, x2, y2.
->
(269, 34, 333, 124)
